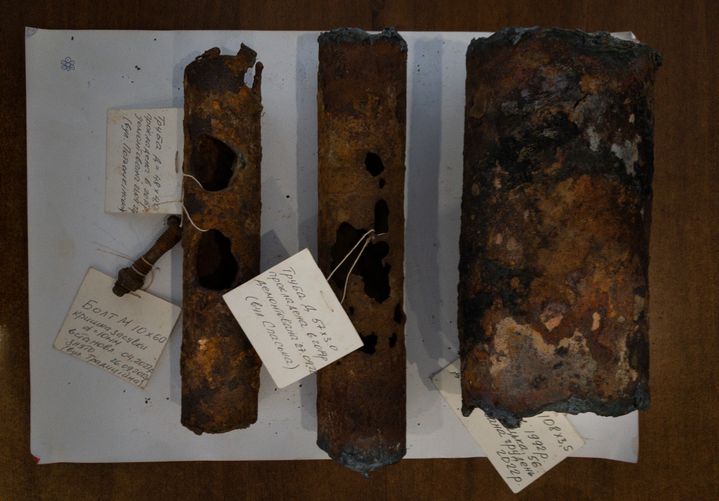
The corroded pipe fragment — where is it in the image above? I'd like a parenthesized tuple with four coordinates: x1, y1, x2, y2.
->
(316, 28, 407, 474)
(459, 28, 660, 428)
(181, 46, 263, 434)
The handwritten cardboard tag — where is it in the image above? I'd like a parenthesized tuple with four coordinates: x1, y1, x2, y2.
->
(223, 249, 363, 388)
(105, 108, 182, 214)
(54, 268, 181, 388)
(432, 360, 585, 493)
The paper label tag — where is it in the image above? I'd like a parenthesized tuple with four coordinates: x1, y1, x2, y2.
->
(54, 268, 181, 388)
(105, 108, 182, 214)
(223, 249, 363, 388)
(432, 360, 585, 493)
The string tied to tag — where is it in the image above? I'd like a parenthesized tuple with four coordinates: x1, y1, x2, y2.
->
(108, 173, 212, 297)
(179, 173, 211, 232)
(327, 229, 386, 304)
(147, 173, 210, 232)
(95, 245, 144, 298)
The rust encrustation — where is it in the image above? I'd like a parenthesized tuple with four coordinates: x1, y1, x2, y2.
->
(181, 45, 263, 434)
(459, 28, 661, 428)
(316, 28, 407, 474)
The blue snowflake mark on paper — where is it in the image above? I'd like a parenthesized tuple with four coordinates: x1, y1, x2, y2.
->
(60, 57, 76, 71)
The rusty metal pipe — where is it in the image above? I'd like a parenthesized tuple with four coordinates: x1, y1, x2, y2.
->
(316, 28, 407, 474)
(181, 45, 263, 434)
(459, 28, 660, 428)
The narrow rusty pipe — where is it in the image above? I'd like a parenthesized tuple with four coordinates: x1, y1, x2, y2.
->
(316, 28, 407, 475)
(181, 45, 263, 434)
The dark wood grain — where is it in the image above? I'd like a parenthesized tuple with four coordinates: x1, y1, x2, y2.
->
(2, 1, 717, 499)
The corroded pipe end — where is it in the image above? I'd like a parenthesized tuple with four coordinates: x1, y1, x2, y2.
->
(317, 436, 405, 477)
(318, 27, 407, 52)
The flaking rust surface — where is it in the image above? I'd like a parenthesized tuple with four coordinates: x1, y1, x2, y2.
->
(181, 46, 262, 434)
(459, 28, 661, 428)
(317, 28, 407, 474)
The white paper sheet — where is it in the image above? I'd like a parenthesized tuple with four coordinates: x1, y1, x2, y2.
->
(26, 28, 638, 464)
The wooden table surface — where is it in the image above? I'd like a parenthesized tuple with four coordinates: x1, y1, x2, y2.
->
(2, 1, 717, 499)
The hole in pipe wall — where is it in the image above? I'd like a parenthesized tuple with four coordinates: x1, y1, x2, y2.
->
(389, 332, 398, 348)
(360, 333, 378, 354)
(374, 199, 389, 234)
(330, 222, 391, 303)
(197, 229, 238, 290)
(190, 134, 243, 191)
(393, 303, 404, 324)
(361, 241, 391, 302)
(364, 152, 385, 177)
